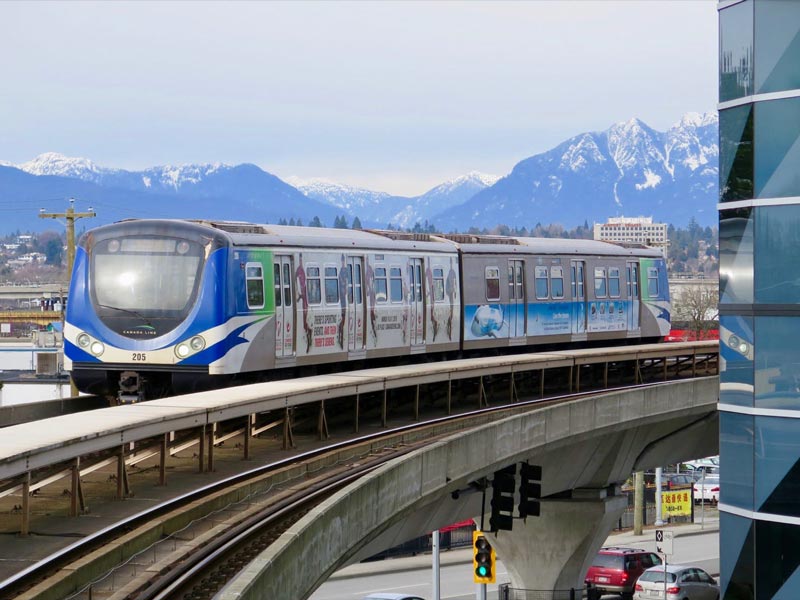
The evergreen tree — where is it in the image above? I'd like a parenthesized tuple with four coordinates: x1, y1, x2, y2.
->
(352, 216, 362, 230)
(309, 216, 324, 227)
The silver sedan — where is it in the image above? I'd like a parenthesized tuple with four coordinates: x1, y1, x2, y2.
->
(634, 564, 719, 600)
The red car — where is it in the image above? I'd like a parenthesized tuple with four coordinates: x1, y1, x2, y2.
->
(585, 547, 663, 600)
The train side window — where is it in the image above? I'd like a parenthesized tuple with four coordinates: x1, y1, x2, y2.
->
(647, 267, 659, 296)
(508, 265, 516, 300)
(307, 266, 322, 305)
(246, 263, 265, 309)
(551, 266, 565, 299)
(324, 266, 339, 304)
(390, 267, 403, 303)
(272, 264, 281, 308)
(485, 267, 500, 301)
(594, 267, 607, 298)
(608, 267, 621, 298)
(354, 263, 362, 305)
(433, 268, 445, 301)
(375, 267, 388, 303)
(283, 263, 292, 306)
(535, 266, 549, 299)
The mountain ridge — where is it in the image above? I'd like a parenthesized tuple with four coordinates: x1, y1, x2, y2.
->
(1, 111, 718, 232)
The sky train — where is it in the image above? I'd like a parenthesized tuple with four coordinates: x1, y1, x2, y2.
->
(64, 220, 671, 401)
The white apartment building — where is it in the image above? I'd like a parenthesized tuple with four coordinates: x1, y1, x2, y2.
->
(593, 217, 668, 255)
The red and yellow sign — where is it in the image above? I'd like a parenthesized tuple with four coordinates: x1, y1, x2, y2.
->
(661, 490, 692, 517)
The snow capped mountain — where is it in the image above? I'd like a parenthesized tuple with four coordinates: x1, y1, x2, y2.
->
(290, 171, 499, 228)
(1, 111, 718, 232)
(141, 163, 229, 191)
(432, 112, 719, 230)
(288, 177, 396, 212)
(18, 152, 112, 184)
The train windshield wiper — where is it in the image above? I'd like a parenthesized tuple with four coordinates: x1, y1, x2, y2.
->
(95, 303, 155, 328)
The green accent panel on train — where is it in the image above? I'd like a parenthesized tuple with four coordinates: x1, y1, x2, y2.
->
(239, 248, 275, 315)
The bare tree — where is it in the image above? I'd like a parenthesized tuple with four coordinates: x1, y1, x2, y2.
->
(672, 284, 719, 340)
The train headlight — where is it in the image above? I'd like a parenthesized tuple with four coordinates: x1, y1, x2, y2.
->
(728, 335, 740, 349)
(175, 343, 191, 359)
(77, 333, 91, 348)
(90, 341, 105, 356)
(189, 336, 205, 351)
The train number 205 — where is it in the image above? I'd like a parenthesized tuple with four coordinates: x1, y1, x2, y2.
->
(132, 353, 147, 361)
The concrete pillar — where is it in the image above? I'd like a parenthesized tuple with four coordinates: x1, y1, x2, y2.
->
(484, 490, 628, 591)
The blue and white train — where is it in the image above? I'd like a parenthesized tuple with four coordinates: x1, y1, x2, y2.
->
(64, 220, 670, 401)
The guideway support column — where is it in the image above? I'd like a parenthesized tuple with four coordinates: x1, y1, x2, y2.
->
(484, 489, 627, 591)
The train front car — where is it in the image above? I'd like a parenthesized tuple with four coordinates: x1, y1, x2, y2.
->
(65, 220, 232, 401)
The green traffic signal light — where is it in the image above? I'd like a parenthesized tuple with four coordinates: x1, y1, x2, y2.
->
(472, 531, 496, 584)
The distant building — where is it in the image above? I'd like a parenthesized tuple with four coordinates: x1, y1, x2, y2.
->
(593, 217, 668, 255)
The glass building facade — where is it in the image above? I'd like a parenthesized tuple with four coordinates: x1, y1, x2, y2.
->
(719, 1, 800, 597)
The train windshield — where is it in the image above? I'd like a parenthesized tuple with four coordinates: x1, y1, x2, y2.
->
(93, 236, 204, 313)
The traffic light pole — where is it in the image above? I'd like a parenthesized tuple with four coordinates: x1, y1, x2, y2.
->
(432, 530, 440, 600)
(477, 481, 487, 600)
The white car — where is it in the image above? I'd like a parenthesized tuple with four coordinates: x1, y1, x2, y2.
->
(634, 564, 719, 600)
(693, 474, 720, 504)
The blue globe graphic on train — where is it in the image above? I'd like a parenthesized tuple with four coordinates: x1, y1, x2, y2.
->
(471, 304, 504, 338)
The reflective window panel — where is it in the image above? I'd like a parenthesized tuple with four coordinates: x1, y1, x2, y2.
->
(755, 317, 800, 410)
(755, 97, 800, 199)
(720, 105, 754, 203)
(755, 0, 800, 94)
(720, 512, 754, 600)
(720, 0, 754, 102)
(755, 205, 800, 303)
(720, 411, 754, 510)
(720, 208, 754, 305)
(755, 415, 800, 517)
(755, 519, 800, 598)
(720, 315, 754, 407)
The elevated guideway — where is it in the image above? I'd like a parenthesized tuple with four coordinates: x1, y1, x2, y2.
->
(0, 342, 718, 598)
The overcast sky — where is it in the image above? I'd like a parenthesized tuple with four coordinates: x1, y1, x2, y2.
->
(1, 1, 718, 195)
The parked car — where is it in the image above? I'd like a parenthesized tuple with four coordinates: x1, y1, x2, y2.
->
(361, 595, 426, 600)
(585, 547, 662, 600)
(661, 473, 696, 490)
(694, 474, 720, 504)
(634, 564, 719, 600)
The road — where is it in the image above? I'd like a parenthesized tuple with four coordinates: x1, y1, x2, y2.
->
(309, 528, 719, 600)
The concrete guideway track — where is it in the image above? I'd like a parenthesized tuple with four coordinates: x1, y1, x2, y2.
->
(0, 342, 717, 598)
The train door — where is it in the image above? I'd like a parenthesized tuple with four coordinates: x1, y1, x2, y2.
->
(273, 256, 295, 357)
(627, 261, 640, 333)
(347, 256, 365, 352)
(570, 260, 586, 335)
(409, 258, 425, 346)
(508, 259, 526, 340)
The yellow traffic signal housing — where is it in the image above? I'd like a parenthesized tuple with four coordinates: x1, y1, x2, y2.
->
(472, 530, 496, 584)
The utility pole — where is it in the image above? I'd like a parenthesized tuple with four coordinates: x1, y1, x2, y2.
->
(39, 198, 96, 275)
(39, 199, 95, 396)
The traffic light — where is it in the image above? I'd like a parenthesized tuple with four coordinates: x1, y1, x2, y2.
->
(490, 464, 516, 531)
(472, 530, 496, 584)
(519, 462, 542, 518)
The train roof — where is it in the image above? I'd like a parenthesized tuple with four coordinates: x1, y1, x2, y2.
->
(201, 221, 458, 253)
(99, 219, 664, 259)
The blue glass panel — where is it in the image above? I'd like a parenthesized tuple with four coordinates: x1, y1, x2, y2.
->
(720, 0, 754, 101)
(720, 106, 754, 203)
(755, 205, 800, 303)
(755, 0, 800, 94)
(756, 519, 800, 598)
(720, 412, 754, 510)
(755, 416, 800, 515)
(720, 208, 753, 305)
(720, 315, 753, 407)
(755, 317, 800, 409)
(720, 512, 754, 600)
(755, 97, 800, 199)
